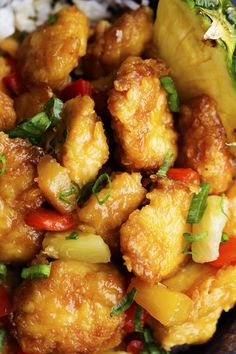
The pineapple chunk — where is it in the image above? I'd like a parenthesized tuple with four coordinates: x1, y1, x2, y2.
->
(154, 0, 236, 155)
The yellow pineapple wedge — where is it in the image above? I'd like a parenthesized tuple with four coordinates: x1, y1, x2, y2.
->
(154, 0, 236, 155)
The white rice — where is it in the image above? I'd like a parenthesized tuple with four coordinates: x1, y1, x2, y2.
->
(0, 0, 149, 40)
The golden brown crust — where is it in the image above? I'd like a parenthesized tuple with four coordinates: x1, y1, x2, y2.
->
(77, 172, 146, 252)
(179, 95, 234, 194)
(224, 180, 236, 236)
(108, 56, 178, 172)
(120, 179, 192, 283)
(0, 91, 16, 130)
(13, 260, 126, 354)
(0, 133, 44, 263)
(17, 7, 89, 90)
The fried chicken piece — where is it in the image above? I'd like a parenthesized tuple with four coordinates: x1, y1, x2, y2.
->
(108, 56, 178, 172)
(0, 91, 16, 131)
(17, 7, 89, 90)
(62, 95, 109, 188)
(77, 172, 146, 252)
(179, 95, 234, 194)
(224, 180, 236, 236)
(153, 265, 236, 350)
(120, 179, 192, 283)
(0, 56, 11, 93)
(13, 260, 126, 354)
(83, 7, 153, 79)
(14, 84, 53, 122)
(0, 133, 44, 263)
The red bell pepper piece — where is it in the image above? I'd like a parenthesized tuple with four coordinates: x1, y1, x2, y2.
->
(167, 168, 200, 184)
(124, 303, 149, 333)
(0, 286, 11, 317)
(209, 237, 236, 268)
(61, 79, 92, 101)
(25, 208, 75, 231)
(127, 340, 144, 354)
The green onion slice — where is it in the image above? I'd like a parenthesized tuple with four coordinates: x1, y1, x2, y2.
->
(0, 263, 7, 283)
(221, 232, 229, 243)
(156, 151, 174, 177)
(134, 304, 143, 332)
(21, 263, 52, 280)
(220, 194, 229, 219)
(142, 327, 169, 354)
(160, 76, 179, 113)
(182, 231, 208, 255)
(59, 182, 80, 205)
(66, 232, 80, 240)
(48, 14, 58, 25)
(92, 173, 112, 206)
(0, 153, 6, 177)
(110, 288, 137, 317)
(0, 328, 6, 350)
(187, 183, 211, 224)
(44, 97, 63, 127)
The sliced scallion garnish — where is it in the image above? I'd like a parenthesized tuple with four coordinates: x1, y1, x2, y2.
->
(48, 14, 58, 25)
(0, 328, 6, 350)
(92, 173, 112, 206)
(134, 304, 143, 332)
(221, 232, 229, 243)
(110, 288, 137, 318)
(0, 153, 6, 177)
(142, 327, 169, 354)
(59, 182, 80, 205)
(44, 97, 63, 127)
(187, 183, 211, 224)
(66, 232, 80, 240)
(160, 76, 179, 113)
(156, 151, 173, 177)
(182, 231, 208, 255)
(21, 263, 52, 280)
(0, 263, 7, 284)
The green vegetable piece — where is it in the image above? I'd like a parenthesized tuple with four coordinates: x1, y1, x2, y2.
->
(182, 231, 208, 254)
(21, 263, 52, 280)
(221, 232, 229, 243)
(142, 327, 169, 354)
(48, 14, 58, 25)
(59, 182, 80, 205)
(0, 328, 6, 350)
(134, 304, 143, 332)
(156, 151, 174, 177)
(110, 288, 137, 317)
(44, 97, 63, 127)
(160, 76, 179, 113)
(0, 263, 7, 285)
(195, 0, 220, 10)
(66, 232, 80, 240)
(0, 153, 6, 177)
(187, 183, 211, 224)
(220, 194, 229, 219)
(92, 173, 112, 206)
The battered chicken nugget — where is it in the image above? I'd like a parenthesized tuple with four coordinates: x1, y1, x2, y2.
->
(13, 260, 126, 354)
(62, 95, 109, 188)
(17, 7, 89, 90)
(224, 180, 236, 236)
(84, 7, 153, 79)
(179, 95, 234, 194)
(78, 172, 146, 251)
(108, 56, 178, 172)
(0, 91, 16, 130)
(0, 57, 11, 93)
(14, 84, 53, 122)
(153, 265, 236, 350)
(120, 179, 192, 283)
(0, 133, 44, 263)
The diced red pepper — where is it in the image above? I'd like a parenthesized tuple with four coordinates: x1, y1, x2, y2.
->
(167, 168, 200, 185)
(209, 237, 236, 268)
(127, 340, 144, 354)
(0, 286, 11, 317)
(25, 208, 75, 231)
(124, 303, 149, 333)
(61, 79, 92, 101)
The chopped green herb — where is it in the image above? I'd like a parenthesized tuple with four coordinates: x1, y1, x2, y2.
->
(92, 173, 112, 206)
(156, 151, 173, 177)
(0, 328, 6, 350)
(134, 304, 143, 332)
(0, 263, 7, 285)
(142, 327, 169, 354)
(195, 0, 220, 10)
(48, 14, 58, 25)
(110, 288, 137, 317)
(21, 263, 52, 280)
(66, 232, 80, 240)
(44, 97, 63, 127)
(0, 153, 6, 176)
(59, 182, 80, 205)
(187, 183, 211, 224)
(182, 231, 208, 255)
(160, 76, 179, 113)
(221, 232, 229, 243)
(220, 194, 229, 219)
(7, 112, 51, 145)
